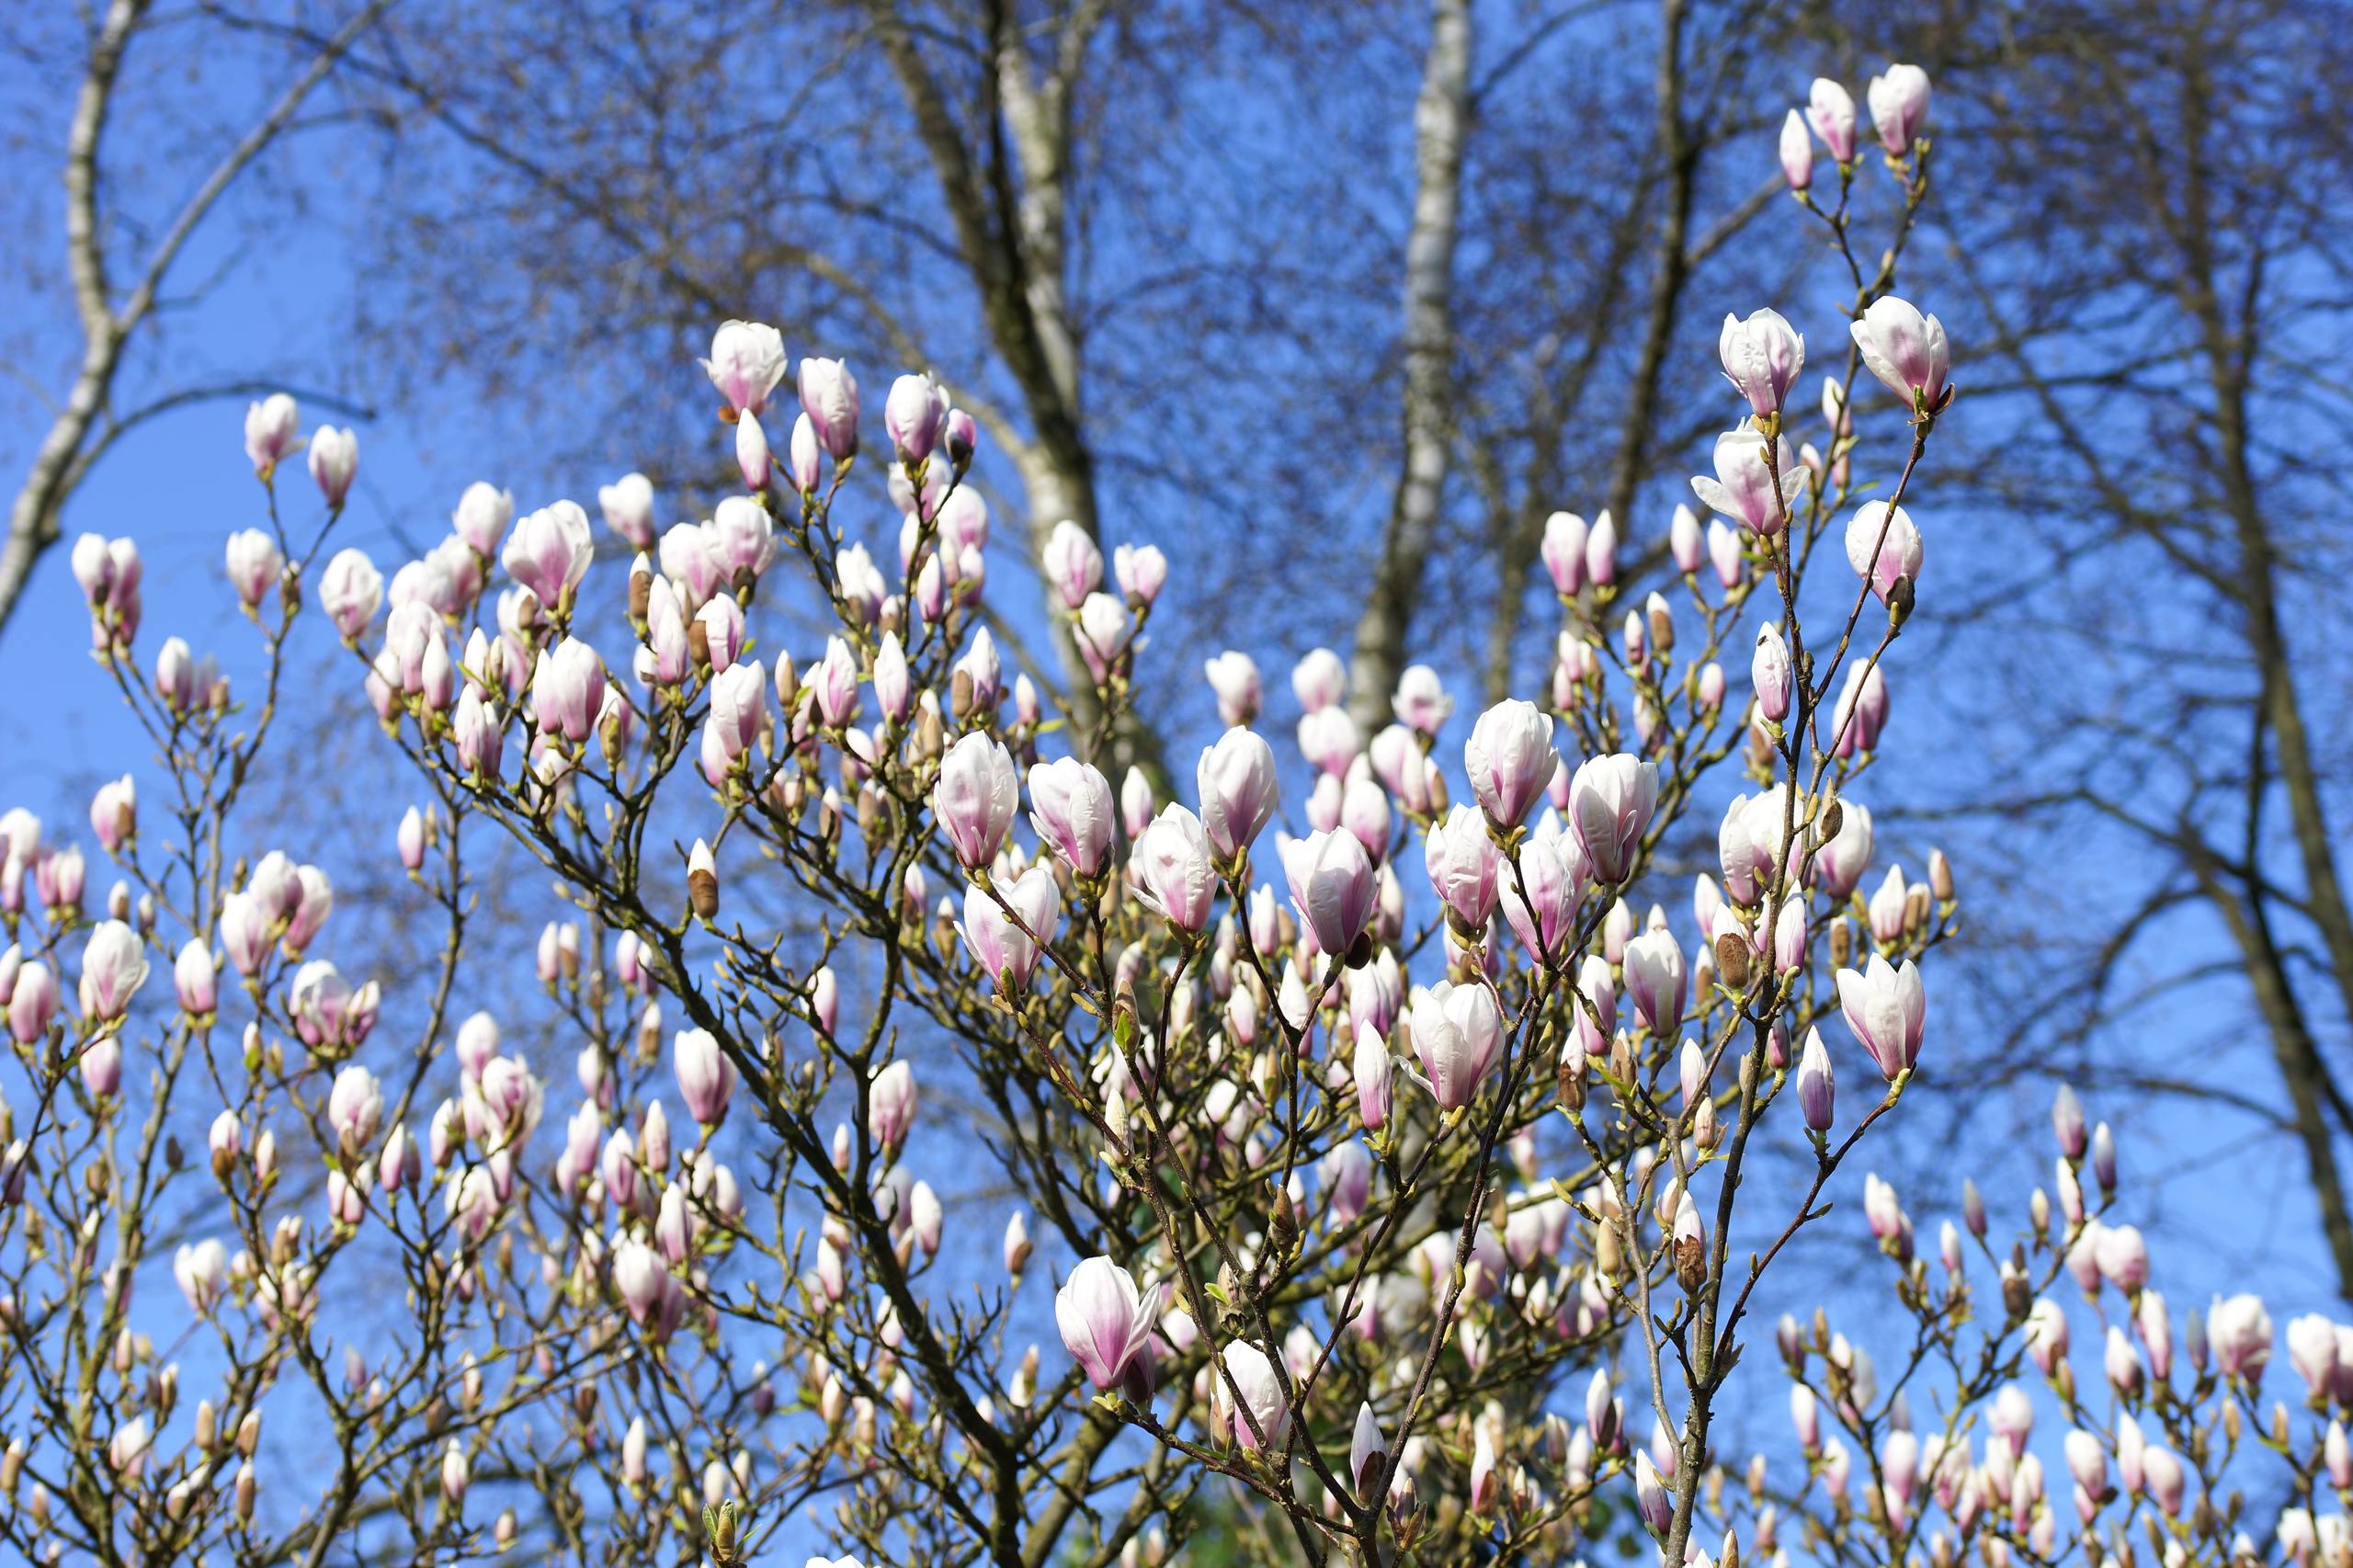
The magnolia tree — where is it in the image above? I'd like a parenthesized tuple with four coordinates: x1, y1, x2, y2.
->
(0, 56, 2335, 1568)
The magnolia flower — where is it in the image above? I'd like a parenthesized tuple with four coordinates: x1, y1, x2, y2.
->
(2209, 1293, 2272, 1379)
(1845, 502, 1924, 603)
(1850, 296, 1949, 410)
(244, 393, 301, 475)
(702, 321, 787, 415)
(175, 1238, 229, 1314)
(1028, 758, 1115, 877)
(960, 865, 1060, 993)
(869, 1060, 916, 1149)
(1198, 729, 1279, 862)
(1219, 1340, 1290, 1450)
(1836, 953, 1927, 1079)
(1868, 62, 1932, 153)
(1281, 829, 1378, 958)
(674, 1029, 735, 1126)
(328, 1065, 383, 1149)
(1621, 929, 1686, 1039)
(1568, 754, 1659, 886)
(77, 919, 147, 1023)
(1203, 651, 1262, 727)
(1719, 309, 1805, 416)
(1130, 805, 1216, 934)
(1690, 427, 1805, 536)
(797, 357, 860, 458)
(1779, 109, 1813, 190)
(1054, 1256, 1165, 1394)
(308, 426, 359, 506)
(885, 374, 949, 462)
(1407, 981, 1504, 1111)
(1753, 623, 1792, 722)
(1496, 811, 1586, 961)
(933, 733, 1018, 869)
(1424, 804, 1500, 933)
(1808, 77, 1858, 161)
(1463, 700, 1557, 831)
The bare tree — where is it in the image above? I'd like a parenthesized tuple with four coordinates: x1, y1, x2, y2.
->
(1893, 0, 2353, 1295)
(0, 0, 389, 632)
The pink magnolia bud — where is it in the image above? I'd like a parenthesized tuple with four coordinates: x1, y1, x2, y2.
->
(735, 414, 772, 490)
(1567, 753, 1659, 886)
(327, 1066, 383, 1152)
(1463, 700, 1556, 832)
(812, 635, 860, 727)
(674, 1029, 736, 1127)
(1028, 757, 1115, 877)
(1845, 502, 1924, 603)
(1407, 980, 1503, 1112)
(2026, 1298, 2069, 1375)
(2284, 1312, 2338, 1399)
(1779, 108, 1813, 189)
(1850, 295, 1950, 411)
(1868, 62, 1931, 154)
(869, 1060, 916, 1149)
(531, 638, 607, 744)
(1752, 623, 1792, 722)
(1112, 542, 1166, 605)
(2139, 1289, 2173, 1380)
(1219, 1340, 1290, 1451)
(1540, 512, 1587, 595)
(1664, 506, 1703, 578)
(1707, 519, 1745, 589)
(1796, 1026, 1835, 1131)
(1072, 592, 1128, 682)
(87, 775, 135, 855)
(1836, 954, 1926, 1080)
(945, 407, 979, 466)
(244, 393, 300, 477)
(1423, 804, 1499, 932)
(307, 427, 358, 506)
(1808, 78, 1858, 161)
(1391, 665, 1452, 738)
(961, 869, 1059, 993)
(318, 549, 382, 641)
(933, 733, 1018, 869)
(702, 320, 787, 416)
(1120, 767, 1155, 839)
(223, 528, 284, 611)
(1041, 520, 1104, 611)
(174, 938, 217, 1016)
(1130, 806, 1217, 934)
(78, 919, 148, 1023)
(450, 481, 514, 557)
(1297, 707, 1362, 778)
(79, 1032, 121, 1096)
(1004, 1211, 1032, 1278)
(397, 806, 426, 872)
(1833, 660, 1889, 756)
(597, 472, 656, 549)
(1198, 730, 1279, 863)
(1692, 427, 1804, 537)
(797, 357, 860, 458)
(1719, 309, 1806, 417)
(1282, 829, 1377, 958)
(811, 967, 840, 1036)
(503, 501, 595, 609)
(1353, 1028, 1394, 1130)
(884, 373, 949, 463)
(1055, 1256, 1165, 1393)
(1204, 651, 1261, 728)
(2141, 1444, 2186, 1517)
